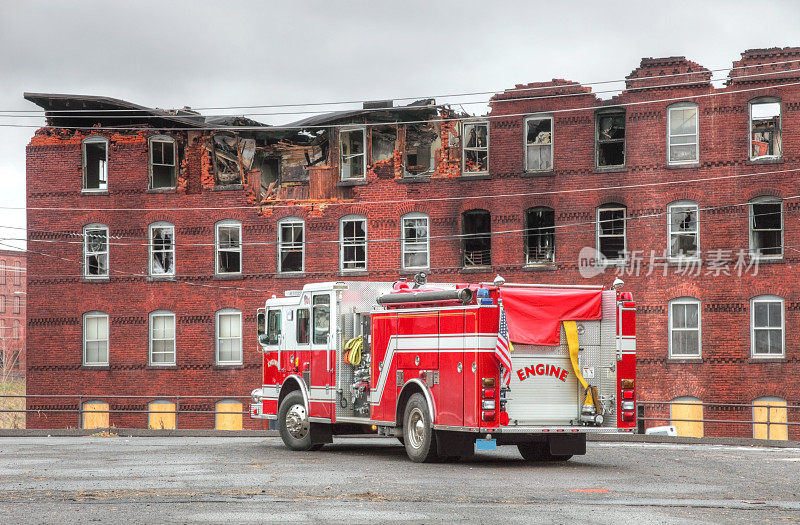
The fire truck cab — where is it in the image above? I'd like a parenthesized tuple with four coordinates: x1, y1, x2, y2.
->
(251, 277, 636, 463)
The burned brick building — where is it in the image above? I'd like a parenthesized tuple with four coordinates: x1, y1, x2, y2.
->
(0, 249, 26, 379)
(25, 47, 800, 437)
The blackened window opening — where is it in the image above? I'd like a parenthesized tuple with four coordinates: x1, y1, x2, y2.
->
(462, 210, 491, 267)
(596, 113, 625, 167)
(525, 207, 555, 263)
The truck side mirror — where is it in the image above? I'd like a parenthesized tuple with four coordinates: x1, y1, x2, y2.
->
(256, 311, 266, 337)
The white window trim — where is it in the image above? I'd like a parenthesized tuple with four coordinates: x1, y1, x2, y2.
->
(667, 103, 699, 165)
(749, 98, 782, 161)
(215, 220, 242, 275)
(750, 295, 785, 358)
(339, 127, 367, 181)
(82, 136, 109, 192)
(83, 223, 110, 279)
(216, 308, 243, 365)
(149, 310, 176, 366)
(596, 205, 627, 264)
(401, 212, 430, 270)
(339, 215, 367, 272)
(149, 222, 176, 277)
(668, 297, 702, 359)
(277, 217, 305, 274)
(667, 200, 700, 260)
(523, 115, 554, 172)
(83, 311, 109, 366)
(749, 197, 783, 260)
(149, 136, 177, 189)
(462, 120, 489, 174)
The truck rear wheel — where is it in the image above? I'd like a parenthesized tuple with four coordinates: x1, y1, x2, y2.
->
(403, 393, 438, 463)
(278, 391, 315, 451)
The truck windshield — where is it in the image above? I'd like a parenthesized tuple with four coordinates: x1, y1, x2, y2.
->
(266, 310, 281, 345)
(313, 295, 330, 345)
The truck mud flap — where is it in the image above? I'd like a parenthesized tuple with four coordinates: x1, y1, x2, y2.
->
(310, 423, 333, 445)
(548, 433, 586, 456)
(435, 431, 473, 458)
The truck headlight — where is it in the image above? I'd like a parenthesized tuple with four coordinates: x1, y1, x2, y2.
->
(251, 388, 264, 403)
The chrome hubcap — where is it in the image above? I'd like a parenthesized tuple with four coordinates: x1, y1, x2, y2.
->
(285, 404, 309, 439)
(407, 407, 425, 449)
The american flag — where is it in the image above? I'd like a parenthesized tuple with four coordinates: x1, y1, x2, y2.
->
(495, 305, 513, 386)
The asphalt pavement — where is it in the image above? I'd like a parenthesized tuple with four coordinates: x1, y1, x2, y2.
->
(0, 436, 798, 523)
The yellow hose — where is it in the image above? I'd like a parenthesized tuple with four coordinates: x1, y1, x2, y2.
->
(563, 320, 595, 408)
(344, 336, 363, 366)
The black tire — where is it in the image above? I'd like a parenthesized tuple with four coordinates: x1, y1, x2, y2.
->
(278, 391, 314, 451)
(403, 393, 438, 463)
(397, 436, 405, 446)
(517, 442, 572, 462)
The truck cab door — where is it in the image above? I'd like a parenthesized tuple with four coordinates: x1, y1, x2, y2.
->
(262, 308, 283, 387)
(309, 292, 333, 419)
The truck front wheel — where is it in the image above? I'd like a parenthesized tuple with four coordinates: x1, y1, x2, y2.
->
(403, 393, 438, 463)
(278, 391, 315, 451)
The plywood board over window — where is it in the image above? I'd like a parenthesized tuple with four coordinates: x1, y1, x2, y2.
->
(149, 400, 177, 430)
(82, 401, 110, 429)
(216, 400, 243, 430)
(753, 397, 788, 440)
(670, 397, 703, 438)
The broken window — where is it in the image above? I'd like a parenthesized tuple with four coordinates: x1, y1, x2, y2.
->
(149, 222, 175, 276)
(667, 201, 698, 259)
(525, 207, 555, 264)
(525, 116, 553, 171)
(340, 128, 366, 180)
(668, 103, 698, 164)
(260, 157, 280, 196)
(750, 100, 782, 159)
(83, 224, 109, 278)
(401, 212, 429, 269)
(463, 121, 489, 173)
(750, 197, 783, 258)
(278, 218, 304, 273)
(149, 137, 176, 189)
(405, 123, 439, 176)
(371, 127, 397, 162)
(462, 210, 491, 268)
(82, 137, 108, 191)
(340, 215, 367, 272)
(215, 220, 241, 274)
(597, 204, 626, 262)
(596, 112, 625, 168)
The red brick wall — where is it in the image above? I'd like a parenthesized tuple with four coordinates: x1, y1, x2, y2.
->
(0, 249, 26, 377)
(25, 48, 800, 437)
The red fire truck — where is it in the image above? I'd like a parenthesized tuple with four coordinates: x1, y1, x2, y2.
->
(251, 276, 636, 462)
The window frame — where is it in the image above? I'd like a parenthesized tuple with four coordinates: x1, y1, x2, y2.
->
(524, 206, 556, 265)
(83, 311, 109, 367)
(523, 115, 554, 172)
(749, 196, 783, 260)
(83, 223, 110, 279)
(0, 259, 4, 284)
(750, 295, 785, 358)
(277, 217, 305, 274)
(668, 297, 701, 358)
(13, 295, 21, 314)
(461, 209, 492, 268)
(667, 200, 699, 260)
(0, 295, 4, 314)
(82, 136, 109, 192)
(215, 220, 242, 275)
(462, 120, 490, 174)
(749, 97, 782, 161)
(148, 135, 177, 189)
(215, 308, 243, 365)
(339, 127, 367, 181)
(667, 102, 699, 165)
(149, 310, 176, 366)
(339, 215, 367, 272)
(401, 212, 430, 270)
(596, 204, 627, 263)
(149, 222, 176, 277)
(595, 110, 626, 169)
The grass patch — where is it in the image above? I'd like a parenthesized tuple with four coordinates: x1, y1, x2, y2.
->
(0, 379, 25, 429)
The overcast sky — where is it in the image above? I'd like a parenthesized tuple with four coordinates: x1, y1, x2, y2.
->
(2, 0, 799, 252)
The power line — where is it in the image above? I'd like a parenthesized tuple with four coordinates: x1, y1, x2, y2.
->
(8, 57, 800, 115)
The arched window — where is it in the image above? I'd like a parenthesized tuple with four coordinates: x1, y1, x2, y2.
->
(82, 401, 110, 429)
(668, 297, 701, 358)
(753, 396, 788, 440)
(149, 310, 176, 366)
(277, 217, 305, 273)
(83, 224, 109, 278)
(215, 399, 243, 430)
(148, 399, 177, 430)
(215, 219, 242, 275)
(83, 311, 109, 366)
(401, 212, 429, 270)
(751, 295, 784, 357)
(596, 203, 626, 262)
(749, 197, 782, 259)
(462, 210, 491, 268)
(749, 98, 782, 160)
(149, 222, 175, 276)
(670, 396, 703, 438)
(525, 207, 555, 264)
(339, 215, 367, 272)
(216, 308, 242, 365)
(82, 137, 108, 191)
(149, 135, 177, 188)
(667, 102, 698, 164)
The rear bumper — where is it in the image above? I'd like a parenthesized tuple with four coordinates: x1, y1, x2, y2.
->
(434, 424, 636, 434)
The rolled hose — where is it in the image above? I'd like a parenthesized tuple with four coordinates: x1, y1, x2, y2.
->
(343, 335, 363, 366)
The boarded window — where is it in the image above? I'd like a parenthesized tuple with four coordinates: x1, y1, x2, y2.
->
(525, 207, 555, 264)
(753, 397, 788, 440)
(150, 138, 176, 188)
(82, 401, 110, 429)
(596, 112, 625, 167)
(148, 400, 177, 430)
(215, 400, 243, 430)
(83, 138, 108, 190)
(670, 397, 703, 438)
(462, 210, 491, 268)
(750, 101, 782, 159)
(525, 116, 553, 171)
